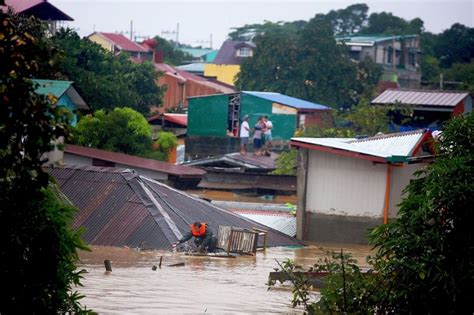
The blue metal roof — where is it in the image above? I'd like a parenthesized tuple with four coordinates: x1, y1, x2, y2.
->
(243, 91, 330, 110)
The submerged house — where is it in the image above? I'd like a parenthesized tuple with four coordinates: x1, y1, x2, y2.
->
(186, 91, 332, 159)
(46, 165, 300, 249)
(290, 129, 434, 244)
(372, 89, 472, 130)
(33, 79, 89, 126)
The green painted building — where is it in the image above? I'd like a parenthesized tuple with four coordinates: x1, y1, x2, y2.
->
(186, 91, 331, 159)
(33, 79, 89, 126)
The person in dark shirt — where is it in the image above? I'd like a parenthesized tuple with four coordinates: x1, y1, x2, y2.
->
(173, 222, 217, 253)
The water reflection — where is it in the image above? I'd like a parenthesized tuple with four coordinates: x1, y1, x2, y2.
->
(77, 243, 372, 314)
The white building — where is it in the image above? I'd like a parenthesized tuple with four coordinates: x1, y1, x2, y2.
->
(290, 130, 434, 244)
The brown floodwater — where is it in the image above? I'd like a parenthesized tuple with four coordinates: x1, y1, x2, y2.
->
(77, 243, 372, 314)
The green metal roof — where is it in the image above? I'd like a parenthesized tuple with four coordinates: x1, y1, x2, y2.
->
(33, 79, 73, 99)
(336, 34, 418, 46)
(32, 79, 89, 110)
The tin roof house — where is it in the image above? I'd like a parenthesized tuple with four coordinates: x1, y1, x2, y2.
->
(87, 31, 153, 61)
(186, 91, 332, 160)
(204, 40, 256, 86)
(33, 79, 89, 127)
(371, 89, 472, 130)
(46, 165, 300, 249)
(290, 129, 434, 244)
(1, 0, 73, 34)
(337, 35, 421, 88)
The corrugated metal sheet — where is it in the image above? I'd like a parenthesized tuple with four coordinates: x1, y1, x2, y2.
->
(46, 165, 300, 249)
(292, 129, 429, 159)
(163, 113, 187, 126)
(183, 152, 276, 169)
(65, 144, 205, 178)
(198, 172, 296, 192)
(372, 89, 470, 107)
(243, 91, 330, 110)
(337, 35, 418, 46)
(2, 0, 74, 20)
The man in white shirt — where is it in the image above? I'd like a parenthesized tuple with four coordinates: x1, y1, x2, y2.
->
(240, 115, 250, 155)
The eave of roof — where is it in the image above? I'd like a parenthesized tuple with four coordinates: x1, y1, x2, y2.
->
(3, 0, 73, 21)
(65, 144, 205, 178)
(93, 32, 151, 53)
(371, 89, 471, 107)
(243, 91, 331, 110)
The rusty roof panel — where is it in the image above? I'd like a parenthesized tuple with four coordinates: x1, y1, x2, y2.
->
(45, 165, 300, 249)
(372, 89, 470, 107)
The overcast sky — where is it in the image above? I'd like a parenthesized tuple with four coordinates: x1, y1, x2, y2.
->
(54, 0, 473, 49)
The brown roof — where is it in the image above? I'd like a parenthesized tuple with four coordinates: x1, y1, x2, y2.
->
(46, 165, 300, 249)
(372, 89, 471, 107)
(213, 40, 256, 65)
(65, 144, 205, 178)
(183, 152, 276, 169)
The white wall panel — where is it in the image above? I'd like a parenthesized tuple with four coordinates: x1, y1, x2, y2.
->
(306, 150, 386, 218)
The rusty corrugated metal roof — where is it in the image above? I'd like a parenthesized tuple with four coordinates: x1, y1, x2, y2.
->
(94, 32, 151, 53)
(371, 89, 470, 107)
(46, 165, 300, 249)
(65, 144, 205, 178)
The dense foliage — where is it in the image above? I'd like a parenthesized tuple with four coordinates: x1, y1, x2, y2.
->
(73, 108, 177, 161)
(0, 11, 89, 313)
(53, 29, 164, 114)
(236, 16, 382, 108)
(270, 113, 474, 314)
(152, 35, 194, 65)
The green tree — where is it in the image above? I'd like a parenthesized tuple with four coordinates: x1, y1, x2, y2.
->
(323, 3, 369, 35)
(236, 16, 381, 108)
(152, 35, 193, 65)
(53, 29, 163, 114)
(363, 12, 424, 35)
(154, 131, 178, 161)
(0, 11, 89, 313)
(434, 23, 474, 68)
(74, 107, 152, 156)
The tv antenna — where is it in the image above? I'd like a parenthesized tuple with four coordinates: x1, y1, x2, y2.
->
(162, 23, 180, 46)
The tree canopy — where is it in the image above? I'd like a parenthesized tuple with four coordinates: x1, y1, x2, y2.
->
(53, 29, 164, 114)
(152, 35, 194, 65)
(0, 11, 89, 313)
(235, 16, 382, 108)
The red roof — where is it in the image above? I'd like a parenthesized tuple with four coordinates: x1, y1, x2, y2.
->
(65, 144, 205, 178)
(164, 113, 188, 126)
(94, 32, 151, 53)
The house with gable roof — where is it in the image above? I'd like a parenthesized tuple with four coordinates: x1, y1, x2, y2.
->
(290, 129, 435, 244)
(204, 40, 256, 86)
(87, 31, 153, 61)
(1, 0, 73, 34)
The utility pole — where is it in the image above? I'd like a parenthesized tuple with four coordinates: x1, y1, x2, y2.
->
(440, 73, 444, 91)
(210, 33, 213, 49)
(130, 20, 133, 40)
(161, 22, 180, 47)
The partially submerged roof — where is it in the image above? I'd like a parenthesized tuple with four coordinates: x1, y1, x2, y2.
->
(46, 165, 300, 249)
(337, 35, 418, 47)
(291, 129, 433, 163)
(213, 40, 256, 65)
(33, 79, 89, 110)
(91, 32, 151, 53)
(372, 89, 471, 107)
(183, 152, 276, 169)
(243, 91, 331, 110)
(2, 0, 73, 21)
(65, 144, 205, 178)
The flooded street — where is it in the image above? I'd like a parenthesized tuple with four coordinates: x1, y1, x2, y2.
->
(77, 243, 372, 314)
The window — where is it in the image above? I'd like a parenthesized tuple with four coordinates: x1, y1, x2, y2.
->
(236, 47, 253, 57)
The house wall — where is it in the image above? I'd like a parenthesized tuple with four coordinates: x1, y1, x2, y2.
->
(157, 75, 185, 111)
(57, 94, 78, 126)
(187, 94, 229, 137)
(300, 149, 426, 243)
(204, 64, 240, 86)
(88, 33, 113, 52)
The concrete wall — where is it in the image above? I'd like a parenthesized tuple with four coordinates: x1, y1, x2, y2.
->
(388, 163, 425, 218)
(204, 64, 240, 86)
